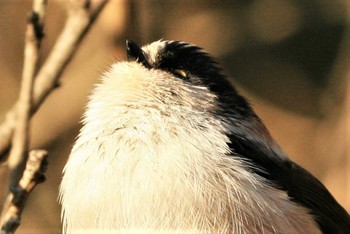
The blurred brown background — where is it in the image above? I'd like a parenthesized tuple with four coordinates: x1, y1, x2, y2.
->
(0, 0, 349, 233)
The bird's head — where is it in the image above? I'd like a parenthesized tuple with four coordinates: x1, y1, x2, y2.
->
(126, 40, 229, 93)
(90, 40, 253, 120)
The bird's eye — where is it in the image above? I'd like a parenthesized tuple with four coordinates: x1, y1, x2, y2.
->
(173, 69, 188, 79)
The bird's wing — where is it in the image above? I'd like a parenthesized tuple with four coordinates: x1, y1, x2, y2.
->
(226, 117, 350, 233)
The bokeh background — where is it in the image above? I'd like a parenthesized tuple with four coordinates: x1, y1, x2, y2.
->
(0, 0, 349, 233)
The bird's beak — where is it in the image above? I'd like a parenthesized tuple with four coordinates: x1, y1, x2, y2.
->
(126, 40, 151, 68)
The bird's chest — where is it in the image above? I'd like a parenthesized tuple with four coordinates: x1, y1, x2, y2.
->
(61, 109, 320, 233)
(63, 109, 234, 229)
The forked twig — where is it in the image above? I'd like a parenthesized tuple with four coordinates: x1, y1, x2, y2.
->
(0, 0, 109, 160)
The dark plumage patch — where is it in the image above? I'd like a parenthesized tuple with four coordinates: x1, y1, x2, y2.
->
(156, 42, 225, 89)
(156, 40, 254, 118)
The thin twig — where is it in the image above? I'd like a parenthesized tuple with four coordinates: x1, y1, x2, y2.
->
(0, 0, 109, 160)
(0, 150, 48, 234)
(7, 0, 47, 188)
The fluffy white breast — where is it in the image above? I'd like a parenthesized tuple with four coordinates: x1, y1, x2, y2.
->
(60, 61, 320, 233)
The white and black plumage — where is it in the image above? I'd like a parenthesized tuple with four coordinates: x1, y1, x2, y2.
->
(59, 40, 350, 233)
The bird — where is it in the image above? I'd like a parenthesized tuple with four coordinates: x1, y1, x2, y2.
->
(59, 39, 350, 233)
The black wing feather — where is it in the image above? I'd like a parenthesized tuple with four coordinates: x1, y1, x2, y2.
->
(226, 114, 350, 233)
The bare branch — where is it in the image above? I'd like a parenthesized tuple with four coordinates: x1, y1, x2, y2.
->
(7, 0, 47, 188)
(0, 150, 48, 234)
(0, 0, 109, 160)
